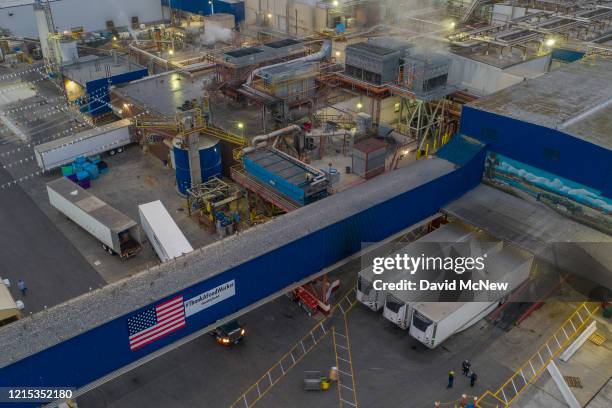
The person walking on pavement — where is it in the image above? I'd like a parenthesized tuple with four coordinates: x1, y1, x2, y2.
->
(469, 371, 478, 387)
(17, 279, 27, 296)
(447, 370, 455, 388)
(462, 360, 471, 376)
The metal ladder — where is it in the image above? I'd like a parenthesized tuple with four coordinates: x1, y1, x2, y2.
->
(332, 289, 359, 408)
(229, 286, 359, 408)
(477, 302, 600, 408)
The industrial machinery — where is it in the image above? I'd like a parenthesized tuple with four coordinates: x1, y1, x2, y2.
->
(288, 276, 340, 317)
(344, 42, 400, 85)
(186, 177, 243, 236)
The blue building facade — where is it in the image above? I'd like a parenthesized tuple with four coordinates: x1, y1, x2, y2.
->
(460, 106, 612, 199)
(85, 68, 148, 116)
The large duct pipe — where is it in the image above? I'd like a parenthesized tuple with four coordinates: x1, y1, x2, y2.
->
(246, 40, 332, 85)
(250, 124, 301, 147)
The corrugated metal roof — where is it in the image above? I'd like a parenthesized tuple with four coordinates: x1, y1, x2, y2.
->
(354, 138, 386, 154)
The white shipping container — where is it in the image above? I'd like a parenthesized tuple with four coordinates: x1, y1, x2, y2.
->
(138, 200, 193, 263)
(35, 119, 132, 172)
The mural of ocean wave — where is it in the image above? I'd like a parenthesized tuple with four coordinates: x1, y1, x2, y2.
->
(487, 153, 612, 214)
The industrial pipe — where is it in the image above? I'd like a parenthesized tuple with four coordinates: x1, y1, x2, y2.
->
(250, 124, 301, 147)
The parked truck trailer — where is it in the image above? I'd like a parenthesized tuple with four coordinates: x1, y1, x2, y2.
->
(47, 178, 141, 258)
(382, 228, 501, 330)
(409, 244, 533, 348)
(138, 200, 193, 263)
(35, 119, 132, 172)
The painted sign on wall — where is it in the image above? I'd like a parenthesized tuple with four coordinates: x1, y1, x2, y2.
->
(184, 280, 236, 317)
(483, 151, 612, 234)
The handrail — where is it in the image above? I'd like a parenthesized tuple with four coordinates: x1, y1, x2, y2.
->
(476, 302, 600, 408)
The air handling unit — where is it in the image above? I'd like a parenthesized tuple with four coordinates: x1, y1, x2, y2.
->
(344, 42, 401, 85)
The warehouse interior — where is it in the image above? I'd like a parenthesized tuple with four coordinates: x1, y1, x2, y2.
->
(0, 0, 611, 407)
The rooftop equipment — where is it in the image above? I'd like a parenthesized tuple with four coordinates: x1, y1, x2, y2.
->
(241, 147, 329, 206)
(344, 42, 400, 85)
(403, 52, 451, 96)
(352, 138, 386, 179)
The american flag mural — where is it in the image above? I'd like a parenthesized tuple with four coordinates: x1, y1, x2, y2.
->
(127, 296, 186, 351)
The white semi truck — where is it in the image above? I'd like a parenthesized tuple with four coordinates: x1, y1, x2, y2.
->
(138, 200, 193, 263)
(47, 178, 141, 258)
(409, 244, 533, 348)
(35, 119, 132, 172)
(382, 228, 502, 330)
(357, 222, 474, 312)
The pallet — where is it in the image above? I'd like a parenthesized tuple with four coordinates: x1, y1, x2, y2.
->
(588, 332, 606, 346)
(564, 376, 583, 388)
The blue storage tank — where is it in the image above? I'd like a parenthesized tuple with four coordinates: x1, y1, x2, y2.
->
(199, 136, 222, 181)
(173, 138, 191, 196)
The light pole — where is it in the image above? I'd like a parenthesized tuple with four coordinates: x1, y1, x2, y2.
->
(208, 1, 214, 15)
(237, 122, 244, 138)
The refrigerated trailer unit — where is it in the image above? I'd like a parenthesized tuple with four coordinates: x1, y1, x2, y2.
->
(357, 222, 474, 311)
(47, 178, 141, 258)
(409, 243, 533, 349)
(382, 228, 501, 329)
(35, 119, 132, 172)
(138, 200, 193, 263)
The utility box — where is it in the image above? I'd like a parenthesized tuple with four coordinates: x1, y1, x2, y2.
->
(345, 42, 400, 85)
(352, 138, 386, 179)
(138, 200, 193, 263)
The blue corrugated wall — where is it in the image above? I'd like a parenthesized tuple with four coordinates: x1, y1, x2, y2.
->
(460, 106, 612, 198)
(0, 149, 485, 407)
(164, 0, 245, 23)
(86, 68, 148, 116)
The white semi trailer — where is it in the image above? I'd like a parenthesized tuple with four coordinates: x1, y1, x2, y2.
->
(409, 244, 533, 349)
(382, 229, 501, 329)
(138, 200, 193, 263)
(34, 119, 132, 172)
(357, 222, 474, 311)
(47, 178, 141, 258)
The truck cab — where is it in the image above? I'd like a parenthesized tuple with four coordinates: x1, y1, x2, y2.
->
(211, 320, 245, 346)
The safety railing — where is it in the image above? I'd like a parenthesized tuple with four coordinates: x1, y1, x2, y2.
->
(201, 125, 247, 146)
(476, 302, 600, 408)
